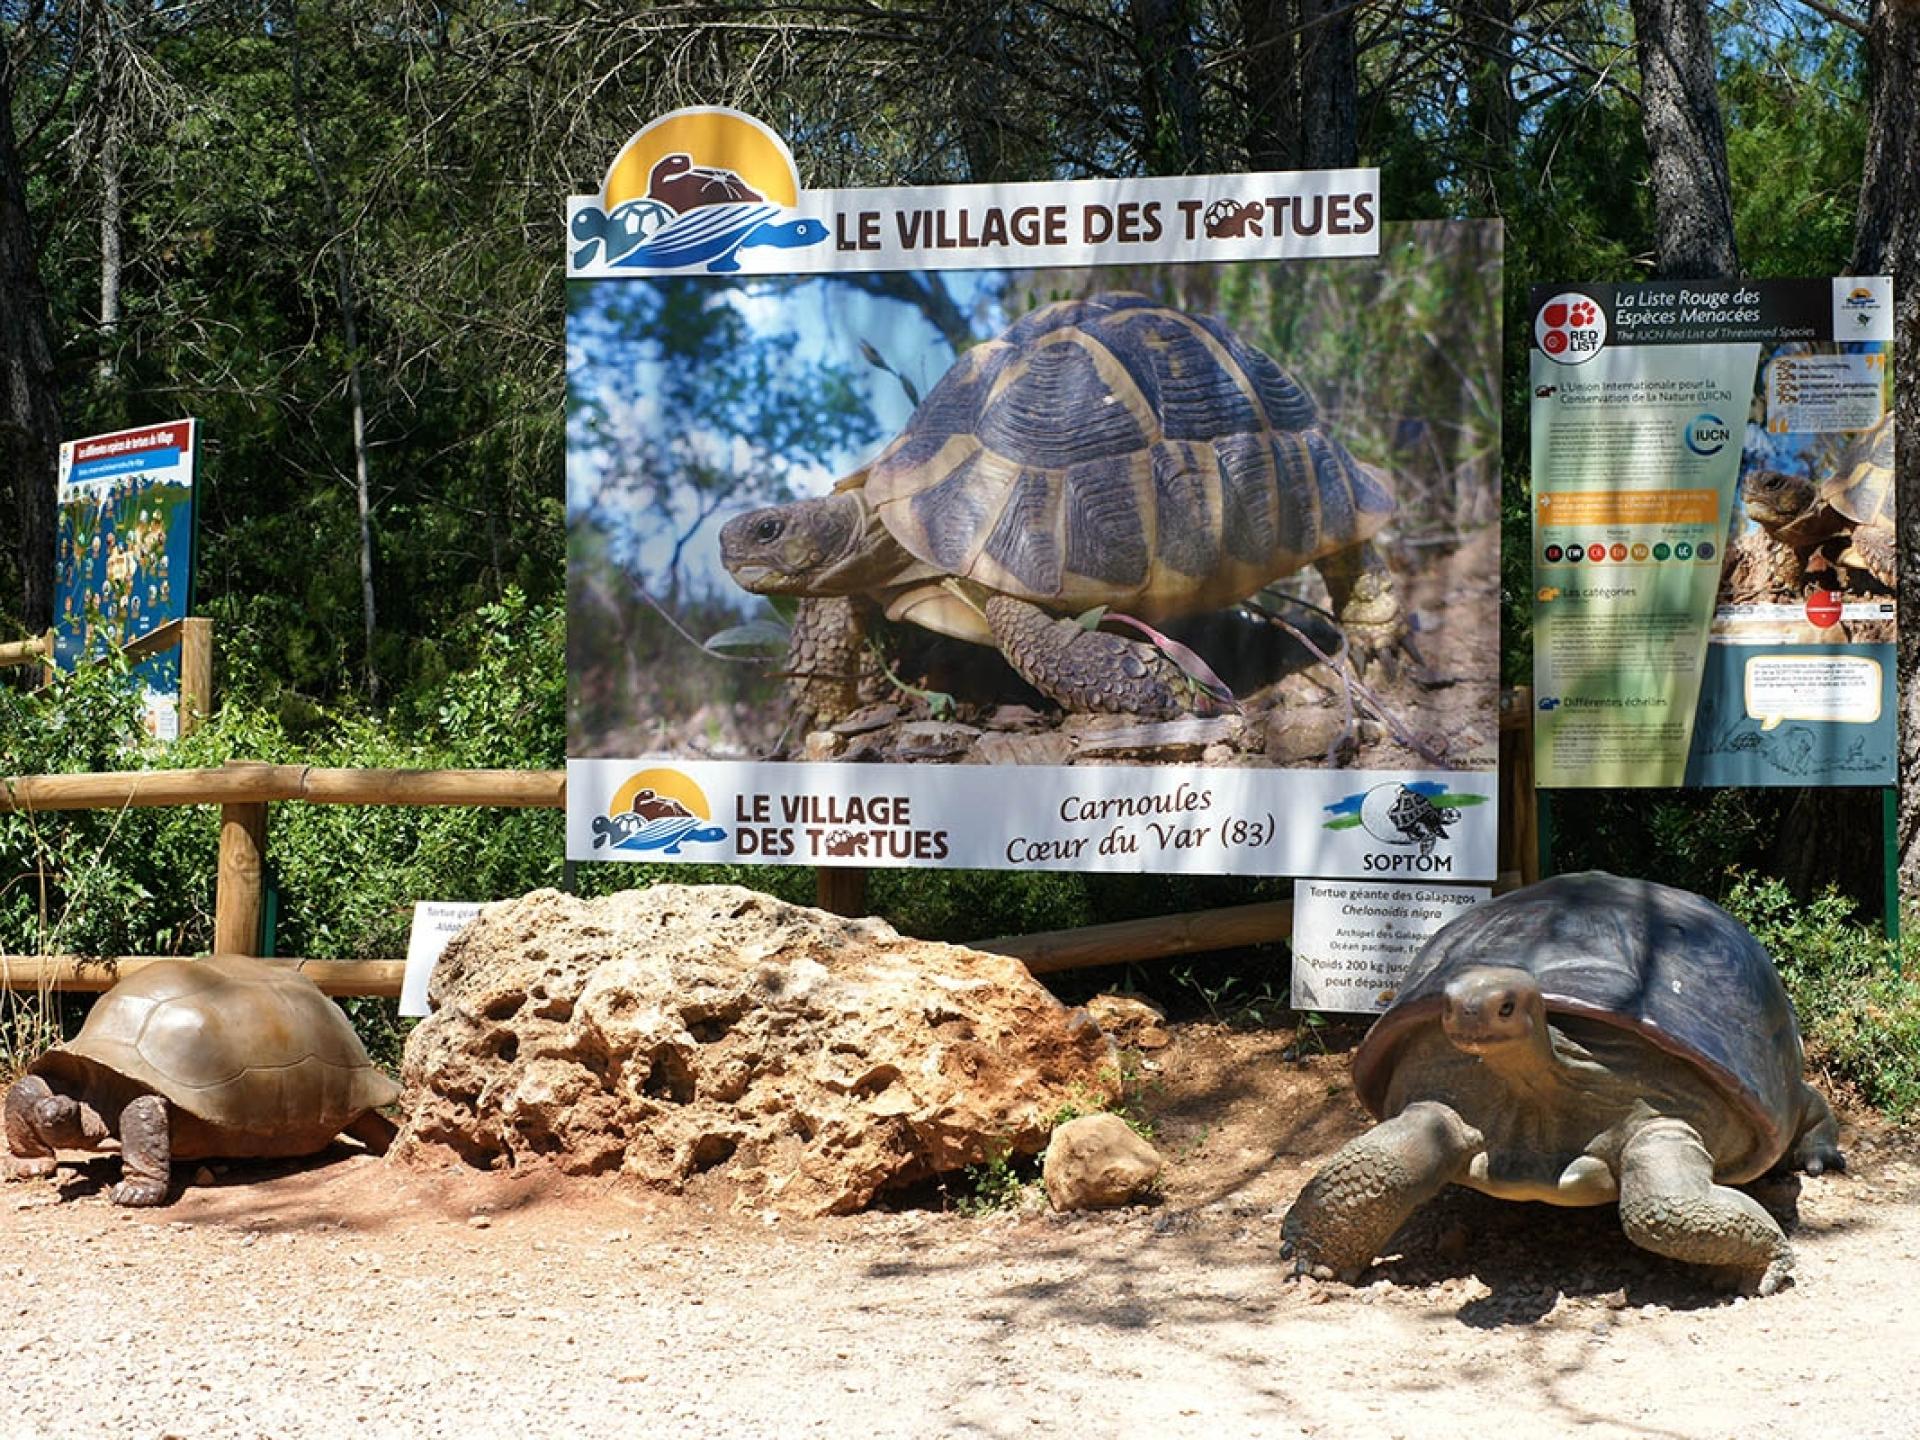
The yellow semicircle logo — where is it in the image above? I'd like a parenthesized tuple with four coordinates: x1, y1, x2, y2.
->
(603, 108, 800, 211)
(610, 768, 712, 821)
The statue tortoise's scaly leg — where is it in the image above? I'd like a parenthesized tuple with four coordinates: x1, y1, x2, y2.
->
(1281, 1101, 1483, 1281)
(983, 595, 1190, 717)
(110, 1093, 173, 1208)
(1617, 1117, 1793, 1296)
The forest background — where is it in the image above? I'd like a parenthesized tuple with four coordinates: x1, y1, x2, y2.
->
(2, 1, 1918, 1100)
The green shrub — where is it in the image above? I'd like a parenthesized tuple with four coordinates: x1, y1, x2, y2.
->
(1720, 872, 1920, 1120)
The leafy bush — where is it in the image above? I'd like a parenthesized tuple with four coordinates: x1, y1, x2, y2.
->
(1720, 872, 1920, 1120)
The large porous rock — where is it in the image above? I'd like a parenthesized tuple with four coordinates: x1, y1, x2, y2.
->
(392, 885, 1117, 1215)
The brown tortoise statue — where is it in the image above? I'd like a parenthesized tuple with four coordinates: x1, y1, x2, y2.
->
(3, 954, 398, 1206)
(1282, 872, 1843, 1295)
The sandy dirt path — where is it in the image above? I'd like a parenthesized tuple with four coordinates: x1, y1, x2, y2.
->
(5, 1025, 1914, 1440)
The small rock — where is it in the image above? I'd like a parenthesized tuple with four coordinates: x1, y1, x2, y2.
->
(802, 730, 845, 762)
(467, 1215, 493, 1230)
(1043, 1113, 1163, 1211)
(193, 1167, 217, 1187)
(891, 720, 981, 761)
(1265, 706, 1351, 764)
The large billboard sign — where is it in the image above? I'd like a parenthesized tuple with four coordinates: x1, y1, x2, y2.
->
(567, 110, 1500, 878)
(1530, 278, 1896, 787)
(53, 420, 198, 740)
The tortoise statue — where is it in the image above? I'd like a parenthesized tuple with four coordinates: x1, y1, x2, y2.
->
(1741, 413, 1895, 593)
(719, 292, 1401, 720)
(3, 954, 399, 1206)
(1281, 872, 1842, 1295)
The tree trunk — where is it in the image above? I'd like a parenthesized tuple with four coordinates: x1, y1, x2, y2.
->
(1627, 0, 1738, 278)
(1853, 0, 1920, 896)
(287, 3, 380, 702)
(0, 52, 62, 634)
(1458, 0, 1515, 216)
(1238, 0, 1299, 170)
(1297, 0, 1358, 168)
(1130, 0, 1205, 174)
(99, 126, 122, 387)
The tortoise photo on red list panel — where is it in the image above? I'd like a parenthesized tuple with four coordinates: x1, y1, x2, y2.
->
(1741, 413, 1895, 594)
(3, 955, 399, 1206)
(1281, 872, 1843, 1296)
(719, 292, 1402, 720)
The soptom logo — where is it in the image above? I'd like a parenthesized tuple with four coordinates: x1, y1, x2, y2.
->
(569, 108, 829, 275)
(1323, 781, 1485, 872)
(592, 768, 729, 855)
(1535, 291, 1607, 365)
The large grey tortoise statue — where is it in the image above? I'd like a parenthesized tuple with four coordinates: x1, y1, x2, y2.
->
(3, 954, 399, 1206)
(719, 291, 1401, 720)
(1281, 872, 1843, 1295)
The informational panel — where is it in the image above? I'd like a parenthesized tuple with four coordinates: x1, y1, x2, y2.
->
(567, 109, 1501, 879)
(1530, 279, 1895, 787)
(1290, 878, 1488, 1014)
(54, 420, 198, 740)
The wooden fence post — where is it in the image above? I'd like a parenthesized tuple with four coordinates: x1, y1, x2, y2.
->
(816, 866, 868, 917)
(215, 800, 267, 955)
(178, 617, 213, 735)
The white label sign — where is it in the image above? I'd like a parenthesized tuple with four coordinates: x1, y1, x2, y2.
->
(400, 901, 486, 1018)
(1290, 879, 1489, 1014)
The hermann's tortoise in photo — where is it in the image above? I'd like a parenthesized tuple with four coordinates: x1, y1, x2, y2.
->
(1741, 413, 1895, 593)
(1281, 872, 1843, 1296)
(719, 292, 1402, 718)
(3, 954, 399, 1206)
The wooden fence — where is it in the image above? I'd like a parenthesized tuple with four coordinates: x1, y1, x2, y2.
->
(1, 694, 1537, 998)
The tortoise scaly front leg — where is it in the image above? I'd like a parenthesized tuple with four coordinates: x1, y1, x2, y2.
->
(110, 1094, 173, 1207)
(1616, 1117, 1792, 1295)
(786, 596, 878, 726)
(1316, 539, 1405, 669)
(4, 1075, 110, 1181)
(983, 595, 1189, 716)
(1281, 1101, 1483, 1281)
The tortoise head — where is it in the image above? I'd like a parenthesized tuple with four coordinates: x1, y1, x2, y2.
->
(1742, 469, 1817, 530)
(1440, 965, 1548, 1059)
(720, 490, 896, 596)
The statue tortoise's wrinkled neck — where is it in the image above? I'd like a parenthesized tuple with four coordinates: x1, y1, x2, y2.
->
(719, 491, 898, 596)
(1441, 965, 1557, 1080)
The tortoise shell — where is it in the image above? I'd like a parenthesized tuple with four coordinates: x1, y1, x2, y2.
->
(862, 293, 1395, 620)
(30, 954, 398, 1157)
(1352, 872, 1809, 1182)
(1819, 413, 1894, 527)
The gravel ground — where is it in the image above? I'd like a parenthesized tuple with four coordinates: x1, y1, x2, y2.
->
(6, 1024, 1916, 1440)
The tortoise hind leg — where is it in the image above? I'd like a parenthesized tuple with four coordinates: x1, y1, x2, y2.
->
(1786, 1082, 1844, 1176)
(1617, 1117, 1792, 1295)
(109, 1094, 172, 1207)
(344, 1109, 398, 1157)
(1315, 540, 1405, 668)
(1281, 1101, 1482, 1281)
(983, 594, 1190, 716)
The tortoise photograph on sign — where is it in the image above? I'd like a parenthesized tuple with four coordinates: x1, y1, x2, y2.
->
(568, 222, 1499, 771)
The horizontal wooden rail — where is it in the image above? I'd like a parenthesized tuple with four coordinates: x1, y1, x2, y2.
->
(979, 900, 1294, 975)
(0, 763, 566, 813)
(1, 954, 404, 997)
(0, 630, 54, 668)
(2, 897, 1301, 997)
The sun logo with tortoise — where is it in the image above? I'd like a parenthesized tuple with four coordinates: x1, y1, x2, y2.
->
(592, 768, 728, 855)
(568, 108, 829, 275)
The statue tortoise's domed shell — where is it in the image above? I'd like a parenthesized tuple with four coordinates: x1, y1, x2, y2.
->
(861, 293, 1394, 621)
(1351, 872, 1809, 1182)
(31, 953, 399, 1156)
